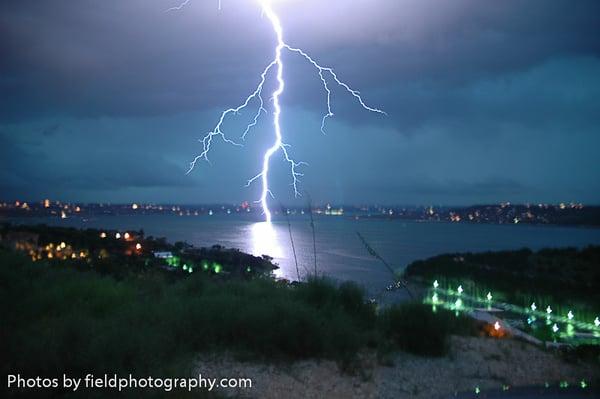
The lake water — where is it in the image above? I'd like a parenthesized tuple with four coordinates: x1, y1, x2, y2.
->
(6, 214, 600, 295)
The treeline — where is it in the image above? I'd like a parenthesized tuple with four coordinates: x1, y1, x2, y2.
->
(404, 246, 600, 304)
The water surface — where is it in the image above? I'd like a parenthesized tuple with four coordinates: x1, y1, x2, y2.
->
(6, 214, 600, 294)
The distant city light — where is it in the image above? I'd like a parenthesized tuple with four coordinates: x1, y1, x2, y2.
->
(546, 306, 552, 315)
(433, 280, 439, 289)
(115, 233, 121, 239)
(594, 317, 600, 328)
(531, 302, 537, 311)
(132, 203, 139, 210)
(100, 232, 107, 238)
(552, 323, 559, 333)
(567, 310, 574, 320)
(135, 243, 142, 250)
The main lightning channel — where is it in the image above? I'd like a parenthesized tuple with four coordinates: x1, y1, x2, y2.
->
(183, 0, 385, 223)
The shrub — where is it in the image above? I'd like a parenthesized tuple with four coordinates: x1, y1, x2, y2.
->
(379, 303, 473, 357)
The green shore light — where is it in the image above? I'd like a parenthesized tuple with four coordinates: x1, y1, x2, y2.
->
(213, 263, 222, 273)
(166, 256, 180, 267)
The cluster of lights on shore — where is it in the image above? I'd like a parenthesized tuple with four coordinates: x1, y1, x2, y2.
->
(99, 230, 143, 252)
(473, 379, 590, 395)
(21, 240, 88, 262)
(26, 231, 146, 262)
(430, 280, 600, 339)
(159, 253, 228, 275)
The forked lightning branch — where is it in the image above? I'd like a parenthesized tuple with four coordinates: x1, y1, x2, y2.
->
(171, 0, 385, 222)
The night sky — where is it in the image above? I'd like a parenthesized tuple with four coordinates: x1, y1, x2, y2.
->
(1, 0, 599, 205)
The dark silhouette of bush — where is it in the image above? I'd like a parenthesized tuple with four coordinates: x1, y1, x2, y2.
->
(378, 303, 474, 357)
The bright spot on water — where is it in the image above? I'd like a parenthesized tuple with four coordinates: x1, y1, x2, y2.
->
(250, 222, 284, 259)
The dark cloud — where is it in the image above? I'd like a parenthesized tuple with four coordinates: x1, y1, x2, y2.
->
(41, 123, 60, 137)
(1, 0, 599, 121)
(0, 130, 191, 201)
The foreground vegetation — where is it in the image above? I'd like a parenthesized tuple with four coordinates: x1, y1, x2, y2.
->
(0, 248, 475, 388)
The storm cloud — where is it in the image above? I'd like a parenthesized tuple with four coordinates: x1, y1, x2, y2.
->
(1, 0, 599, 205)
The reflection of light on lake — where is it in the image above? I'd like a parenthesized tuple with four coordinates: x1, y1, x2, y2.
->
(250, 222, 283, 259)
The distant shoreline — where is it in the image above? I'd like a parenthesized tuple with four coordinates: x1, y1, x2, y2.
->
(2, 201, 600, 228)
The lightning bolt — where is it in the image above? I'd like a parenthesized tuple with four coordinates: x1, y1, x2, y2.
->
(177, 0, 385, 223)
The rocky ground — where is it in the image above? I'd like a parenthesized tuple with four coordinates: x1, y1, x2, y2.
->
(195, 336, 599, 399)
